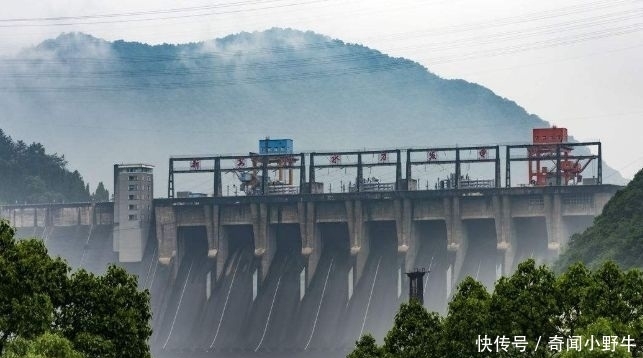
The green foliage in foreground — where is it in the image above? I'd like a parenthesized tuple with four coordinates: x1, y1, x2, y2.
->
(557, 167, 643, 271)
(2, 332, 84, 358)
(348, 260, 643, 358)
(0, 220, 152, 358)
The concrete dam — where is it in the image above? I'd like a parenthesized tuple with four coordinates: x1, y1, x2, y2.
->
(0, 136, 618, 358)
(1, 184, 618, 358)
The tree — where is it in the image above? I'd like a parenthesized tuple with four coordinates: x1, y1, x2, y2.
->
(620, 269, 643, 358)
(555, 262, 594, 336)
(57, 266, 152, 358)
(490, 259, 558, 357)
(558, 318, 631, 358)
(346, 259, 643, 358)
(583, 262, 643, 358)
(383, 299, 442, 358)
(0, 223, 69, 351)
(556, 167, 643, 271)
(347, 334, 382, 358)
(1, 332, 84, 358)
(441, 276, 492, 358)
(0, 129, 91, 204)
(92, 182, 109, 202)
(584, 262, 629, 324)
(0, 219, 152, 358)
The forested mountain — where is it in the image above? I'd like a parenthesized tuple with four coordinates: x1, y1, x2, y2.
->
(557, 167, 643, 270)
(0, 129, 92, 204)
(0, 29, 625, 196)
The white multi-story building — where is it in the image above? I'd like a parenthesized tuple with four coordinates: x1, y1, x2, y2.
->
(113, 163, 153, 262)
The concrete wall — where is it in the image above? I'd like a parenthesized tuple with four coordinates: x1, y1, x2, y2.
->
(0, 203, 114, 228)
(1, 185, 619, 291)
(152, 185, 620, 290)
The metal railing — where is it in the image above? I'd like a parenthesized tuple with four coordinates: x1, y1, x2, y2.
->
(459, 179, 495, 189)
(267, 185, 299, 195)
(348, 182, 396, 192)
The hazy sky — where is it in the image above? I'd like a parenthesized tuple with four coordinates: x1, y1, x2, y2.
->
(1, 0, 642, 179)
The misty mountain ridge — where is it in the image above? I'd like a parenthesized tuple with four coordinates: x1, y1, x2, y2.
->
(0, 28, 624, 195)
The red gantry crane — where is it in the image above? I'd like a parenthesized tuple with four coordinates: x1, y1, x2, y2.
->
(528, 127, 594, 186)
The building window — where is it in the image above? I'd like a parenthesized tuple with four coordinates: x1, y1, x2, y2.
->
(128, 214, 137, 221)
(129, 204, 138, 210)
(128, 185, 138, 191)
(128, 194, 136, 200)
(128, 175, 138, 181)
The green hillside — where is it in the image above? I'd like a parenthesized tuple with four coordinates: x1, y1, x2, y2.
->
(557, 167, 643, 270)
(0, 129, 93, 204)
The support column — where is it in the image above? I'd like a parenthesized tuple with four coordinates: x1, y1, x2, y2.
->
(544, 193, 563, 257)
(405, 150, 412, 190)
(395, 199, 418, 272)
(252, 203, 275, 283)
(556, 145, 562, 186)
(90, 203, 96, 226)
(213, 158, 222, 197)
(395, 150, 402, 190)
(455, 149, 461, 189)
(346, 200, 369, 287)
(505, 146, 511, 188)
(204, 205, 229, 281)
(494, 195, 516, 276)
(45, 206, 53, 227)
(168, 158, 175, 198)
(203, 205, 217, 258)
(495, 145, 501, 188)
(597, 143, 602, 184)
(216, 227, 230, 283)
(356, 154, 363, 192)
(261, 157, 269, 195)
(299, 153, 306, 190)
(155, 206, 177, 266)
(309, 154, 316, 194)
(445, 196, 466, 291)
(300, 201, 321, 287)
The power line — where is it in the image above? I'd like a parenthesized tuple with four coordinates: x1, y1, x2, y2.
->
(0, 0, 334, 28)
(0, 0, 288, 22)
(3, 2, 642, 64)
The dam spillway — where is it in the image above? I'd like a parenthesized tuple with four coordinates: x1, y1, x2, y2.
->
(2, 184, 619, 358)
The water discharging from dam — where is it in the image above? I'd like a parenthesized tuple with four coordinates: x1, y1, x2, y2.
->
(14, 217, 564, 358)
(148, 222, 403, 358)
(414, 221, 448, 313)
